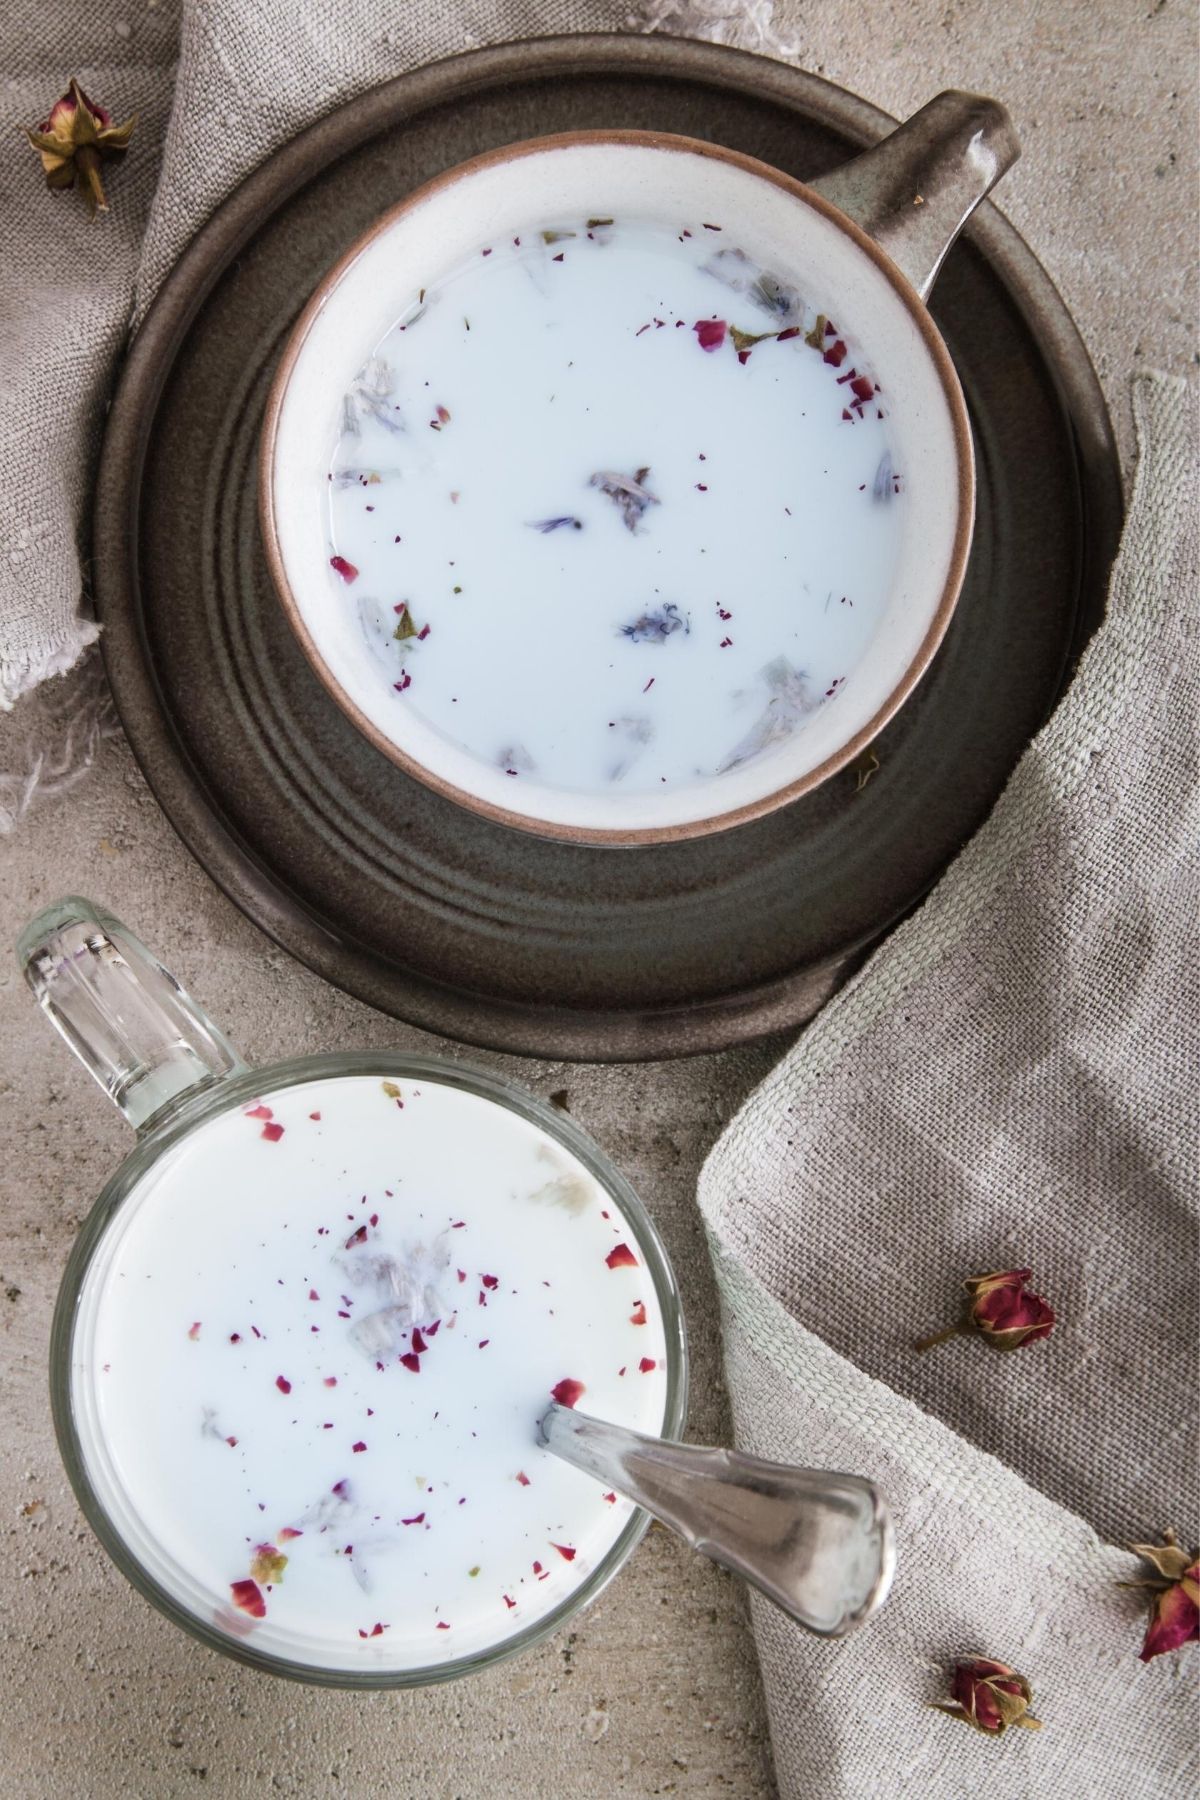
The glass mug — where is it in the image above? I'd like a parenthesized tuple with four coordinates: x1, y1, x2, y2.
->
(20, 898, 687, 1686)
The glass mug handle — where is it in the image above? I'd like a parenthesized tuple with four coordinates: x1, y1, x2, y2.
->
(17, 897, 245, 1135)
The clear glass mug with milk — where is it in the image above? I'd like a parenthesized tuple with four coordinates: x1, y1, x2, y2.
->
(21, 898, 686, 1685)
(261, 92, 1018, 844)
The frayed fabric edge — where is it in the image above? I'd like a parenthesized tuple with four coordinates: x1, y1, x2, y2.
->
(630, 0, 803, 58)
(0, 642, 121, 837)
(0, 618, 101, 713)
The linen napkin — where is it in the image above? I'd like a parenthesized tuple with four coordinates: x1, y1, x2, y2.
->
(699, 370, 1199, 1798)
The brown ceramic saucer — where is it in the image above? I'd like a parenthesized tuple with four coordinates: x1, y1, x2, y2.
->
(92, 34, 1122, 1061)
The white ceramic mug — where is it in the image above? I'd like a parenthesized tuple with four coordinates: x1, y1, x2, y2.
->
(261, 93, 1017, 845)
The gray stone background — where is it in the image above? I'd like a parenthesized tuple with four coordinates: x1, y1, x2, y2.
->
(0, 2, 1194, 1794)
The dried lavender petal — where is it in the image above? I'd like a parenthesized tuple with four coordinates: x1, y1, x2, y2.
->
(873, 452, 899, 501)
(718, 657, 817, 773)
(589, 467, 660, 532)
(620, 604, 687, 645)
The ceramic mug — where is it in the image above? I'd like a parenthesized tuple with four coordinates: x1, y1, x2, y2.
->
(261, 92, 1018, 845)
(21, 898, 686, 1685)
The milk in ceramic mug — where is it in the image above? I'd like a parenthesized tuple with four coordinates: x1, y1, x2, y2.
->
(326, 216, 903, 800)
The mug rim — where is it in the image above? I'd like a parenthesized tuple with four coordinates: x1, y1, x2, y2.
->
(259, 127, 974, 847)
(51, 1050, 689, 1687)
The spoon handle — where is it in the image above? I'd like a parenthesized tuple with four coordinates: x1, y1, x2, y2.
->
(540, 1403, 894, 1637)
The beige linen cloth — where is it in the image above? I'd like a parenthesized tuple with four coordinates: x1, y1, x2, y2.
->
(701, 372, 1199, 1796)
(2, 3, 1197, 1792)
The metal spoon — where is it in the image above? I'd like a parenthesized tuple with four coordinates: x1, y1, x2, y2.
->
(539, 1402, 894, 1637)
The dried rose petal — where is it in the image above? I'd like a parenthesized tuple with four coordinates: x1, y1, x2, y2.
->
(400, 1352, 421, 1373)
(278, 1527, 303, 1541)
(966, 1270, 1056, 1351)
(411, 1328, 428, 1354)
(915, 1268, 1056, 1354)
(1121, 1530, 1200, 1661)
(630, 1302, 647, 1326)
(1139, 1570, 1200, 1660)
(481, 1274, 499, 1289)
(352, 1441, 367, 1454)
(229, 1578, 266, 1619)
(246, 1104, 273, 1120)
(402, 1512, 424, 1526)
(693, 319, 727, 351)
(605, 1243, 638, 1270)
(503, 1595, 516, 1610)
(516, 1471, 531, 1487)
(602, 1492, 616, 1504)
(187, 1321, 201, 1341)
(551, 1543, 577, 1561)
(329, 555, 358, 582)
(345, 1224, 368, 1248)
(261, 1121, 284, 1142)
(275, 1375, 292, 1394)
(934, 1658, 1041, 1735)
(638, 1357, 657, 1373)
(551, 1378, 584, 1408)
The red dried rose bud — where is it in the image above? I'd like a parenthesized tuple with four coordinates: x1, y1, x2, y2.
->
(25, 78, 135, 214)
(915, 1268, 1055, 1354)
(934, 1658, 1042, 1735)
(1119, 1529, 1199, 1661)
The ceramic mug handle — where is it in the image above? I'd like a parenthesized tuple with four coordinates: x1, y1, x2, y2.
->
(808, 89, 1021, 301)
(17, 897, 244, 1134)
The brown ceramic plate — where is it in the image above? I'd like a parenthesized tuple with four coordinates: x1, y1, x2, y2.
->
(93, 35, 1122, 1061)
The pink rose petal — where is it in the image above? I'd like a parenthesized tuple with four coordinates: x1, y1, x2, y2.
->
(693, 318, 727, 351)
(606, 1243, 638, 1270)
(230, 1578, 266, 1619)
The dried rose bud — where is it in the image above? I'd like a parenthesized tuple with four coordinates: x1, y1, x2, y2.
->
(914, 1268, 1055, 1354)
(1119, 1529, 1199, 1661)
(934, 1658, 1042, 1735)
(26, 78, 136, 214)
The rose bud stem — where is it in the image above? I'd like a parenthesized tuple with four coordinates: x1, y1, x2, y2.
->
(913, 1323, 965, 1353)
(76, 144, 107, 212)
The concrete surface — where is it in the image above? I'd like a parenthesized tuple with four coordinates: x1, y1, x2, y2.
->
(0, 3, 1195, 1795)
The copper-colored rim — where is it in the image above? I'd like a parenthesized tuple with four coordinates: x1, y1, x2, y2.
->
(259, 128, 975, 848)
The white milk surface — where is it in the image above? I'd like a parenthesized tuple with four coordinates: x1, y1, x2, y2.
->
(75, 1075, 670, 1672)
(327, 217, 904, 797)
